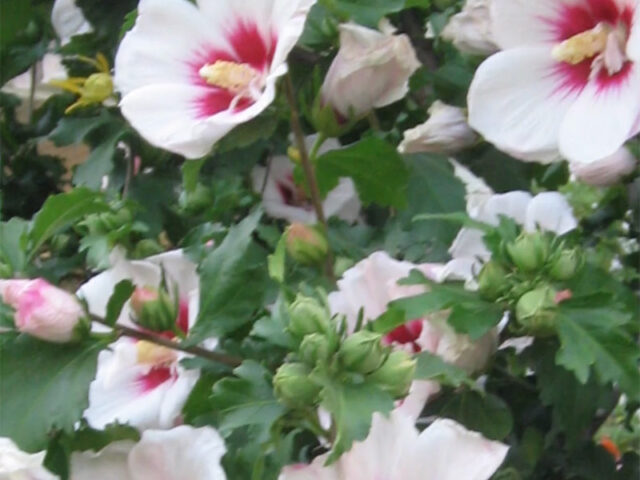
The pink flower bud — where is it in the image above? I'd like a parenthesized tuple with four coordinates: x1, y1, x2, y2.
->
(130, 286, 159, 318)
(0, 278, 85, 343)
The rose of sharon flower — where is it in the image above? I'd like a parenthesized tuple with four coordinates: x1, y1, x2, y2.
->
(468, 0, 640, 164)
(114, 0, 315, 159)
(0, 438, 58, 480)
(441, 0, 499, 56)
(398, 101, 478, 154)
(321, 22, 420, 119)
(0, 279, 85, 343)
(280, 411, 508, 480)
(70, 426, 226, 480)
(571, 146, 637, 186)
(77, 250, 202, 430)
(251, 137, 361, 224)
(328, 251, 497, 418)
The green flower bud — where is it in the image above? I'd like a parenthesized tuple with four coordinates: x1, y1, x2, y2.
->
(299, 333, 334, 365)
(273, 363, 321, 408)
(181, 183, 212, 213)
(285, 223, 329, 266)
(515, 286, 557, 336)
(367, 350, 416, 398)
(477, 261, 509, 300)
(132, 239, 164, 259)
(130, 286, 178, 333)
(311, 94, 352, 138)
(507, 232, 550, 273)
(339, 330, 386, 374)
(549, 248, 583, 280)
(82, 73, 114, 103)
(288, 295, 331, 338)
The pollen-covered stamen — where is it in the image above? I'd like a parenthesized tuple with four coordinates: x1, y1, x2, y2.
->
(199, 60, 261, 95)
(136, 340, 178, 366)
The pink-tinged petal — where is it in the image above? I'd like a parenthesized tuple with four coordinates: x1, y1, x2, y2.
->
(524, 192, 578, 235)
(279, 462, 340, 480)
(120, 84, 235, 159)
(468, 47, 578, 162)
(114, 0, 231, 95)
(559, 63, 640, 163)
(572, 147, 638, 186)
(399, 419, 508, 480)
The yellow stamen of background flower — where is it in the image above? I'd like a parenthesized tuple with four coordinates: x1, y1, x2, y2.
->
(136, 341, 177, 366)
(199, 60, 259, 94)
(552, 24, 609, 65)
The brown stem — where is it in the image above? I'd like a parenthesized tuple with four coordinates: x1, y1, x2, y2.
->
(92, 316, 242, 368)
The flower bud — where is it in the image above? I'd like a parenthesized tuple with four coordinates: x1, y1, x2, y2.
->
(311, 96, 352, 138)
(288, 295, 331, 338)
(477, 261, 508, 300)
(440, 0, 499, 56)
(285, 223, 329, 266)
(506, 232, 550, 273)
(299, 333, 334, 365)
(82, 72, 113, 103)
(549, 248, 583, 281)
(515, 286, 557, 336)
(570, 147, 637, 187)
(339, 330, 386, 374)
(0, 278, 86, 343)
(273, 363, 321, 408)
(367, 350, 416, 398)
(130, 286, 178, 333)
(132, 239, 164, 259)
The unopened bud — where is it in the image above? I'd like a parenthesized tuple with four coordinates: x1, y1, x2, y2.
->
(515, 286, 557, 336)
(132, 239, 164, 259)
(130, 286, 178, 333)
(549, 248, 582, 281)
(339, 330, 386, 374)
(82, 73, 113, 103)
(299, 333, 334, 365)
(311, 94, 352, 139)
(285, 223, 328, 266)
(477, 261, 508, 300)
(507, 232, 550, 273)
(288, 295, 331, 338)
(367, 350, 416, 398)
(273, 363, 321, 408)
(287, 146, 302, 165)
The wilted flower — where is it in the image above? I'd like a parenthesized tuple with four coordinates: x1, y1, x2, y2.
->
(398, 101, 478, 154)
(280, 411, 508, 480)
(0, 279, 85, 343)
(70, 426, 227, 480)
(251, 137, 360, 224)
(320, 22, 420, 119)
(114, 0, 315, 158)
(571, 147, 637, 186)
(441, 0, 499, 56)
(468, 0, 640, 164)
(0, 438, 58, 480)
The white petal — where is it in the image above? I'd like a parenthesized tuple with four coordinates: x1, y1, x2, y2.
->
(70, 442, 134, 480)
(322, 178, 361, 223)
(476, 191, 533, 226)
(400, 419, 508, 480)
(0, 438, 58, 480)
(114, 0, 229, 95)
(468, 47, 577, 162)
(570, 147, 638, 186)
(51, 0, 92, 45)
(396, 380, 441, 421)
(558, 64, 640, 164)
(270, 0, 318, 69)
(449, 160, 494, 217)
(524, 192, 577, 235)
(449, 228, 490, 264)
(128, 426, 227, 480)
(119, 84, 234, 159)
(490, 0, 566, 49)
(627, 4, 640, 62)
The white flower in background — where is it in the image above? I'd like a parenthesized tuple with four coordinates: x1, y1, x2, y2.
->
(114, 0, 315, 159)
(78, 249, 203, 430)
(70, 426, 226, 480)
(571, 147, 637, 186)
(321, 22, 420, 119)
(329, 251, 497, 418)
(398, 101, 478, 154)
(251, 137, 361, 224)
(280, 411, 508, 480)
(0, 438, 58, 480)
(51, 0, 93, 45)
(441, 0, 499, 56)
(468, 0, 640, 164)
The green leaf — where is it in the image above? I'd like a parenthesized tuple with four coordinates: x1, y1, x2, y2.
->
(267, 235, 286, 284)
(555, 306, 640, 400)
(73, 122, 127, 189)
(251, 295, 296, 350)
(0, 218, 28, 276)
(413, 212, 492, 232)
(104, 280, 135, 326)
(316, 137, 409, 209)
(182, 158, 206, 194)
(49, 111, 113, 146)
(321, 381, 394, 464)
(211, 361, 286, 442)
(328, 0, 406, 26)
(215, 108, 280, 154)
(0, 336, 105, 451)
(189, 210, 270, 342)
(29, 188, 109, 257)
(414, 351, 478, 390)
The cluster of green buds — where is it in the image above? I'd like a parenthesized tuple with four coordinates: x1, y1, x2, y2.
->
(83, 208, 133, 235)
(130, 286, 179, 333)
(284, 223, 329, 267)
(273, 294, 416, 409)
(475, 231, 584, 337)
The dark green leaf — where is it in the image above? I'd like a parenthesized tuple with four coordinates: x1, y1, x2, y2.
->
(104, 280, 135, 326)
(0, 218, 28, 276)
(72, 122, 127, 189)
(414, 351, 478, 390)
(329, 0, 406, 26)
(48, 111, 112, 146)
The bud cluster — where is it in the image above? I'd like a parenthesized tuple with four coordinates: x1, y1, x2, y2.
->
(273, 294, 416, 409)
